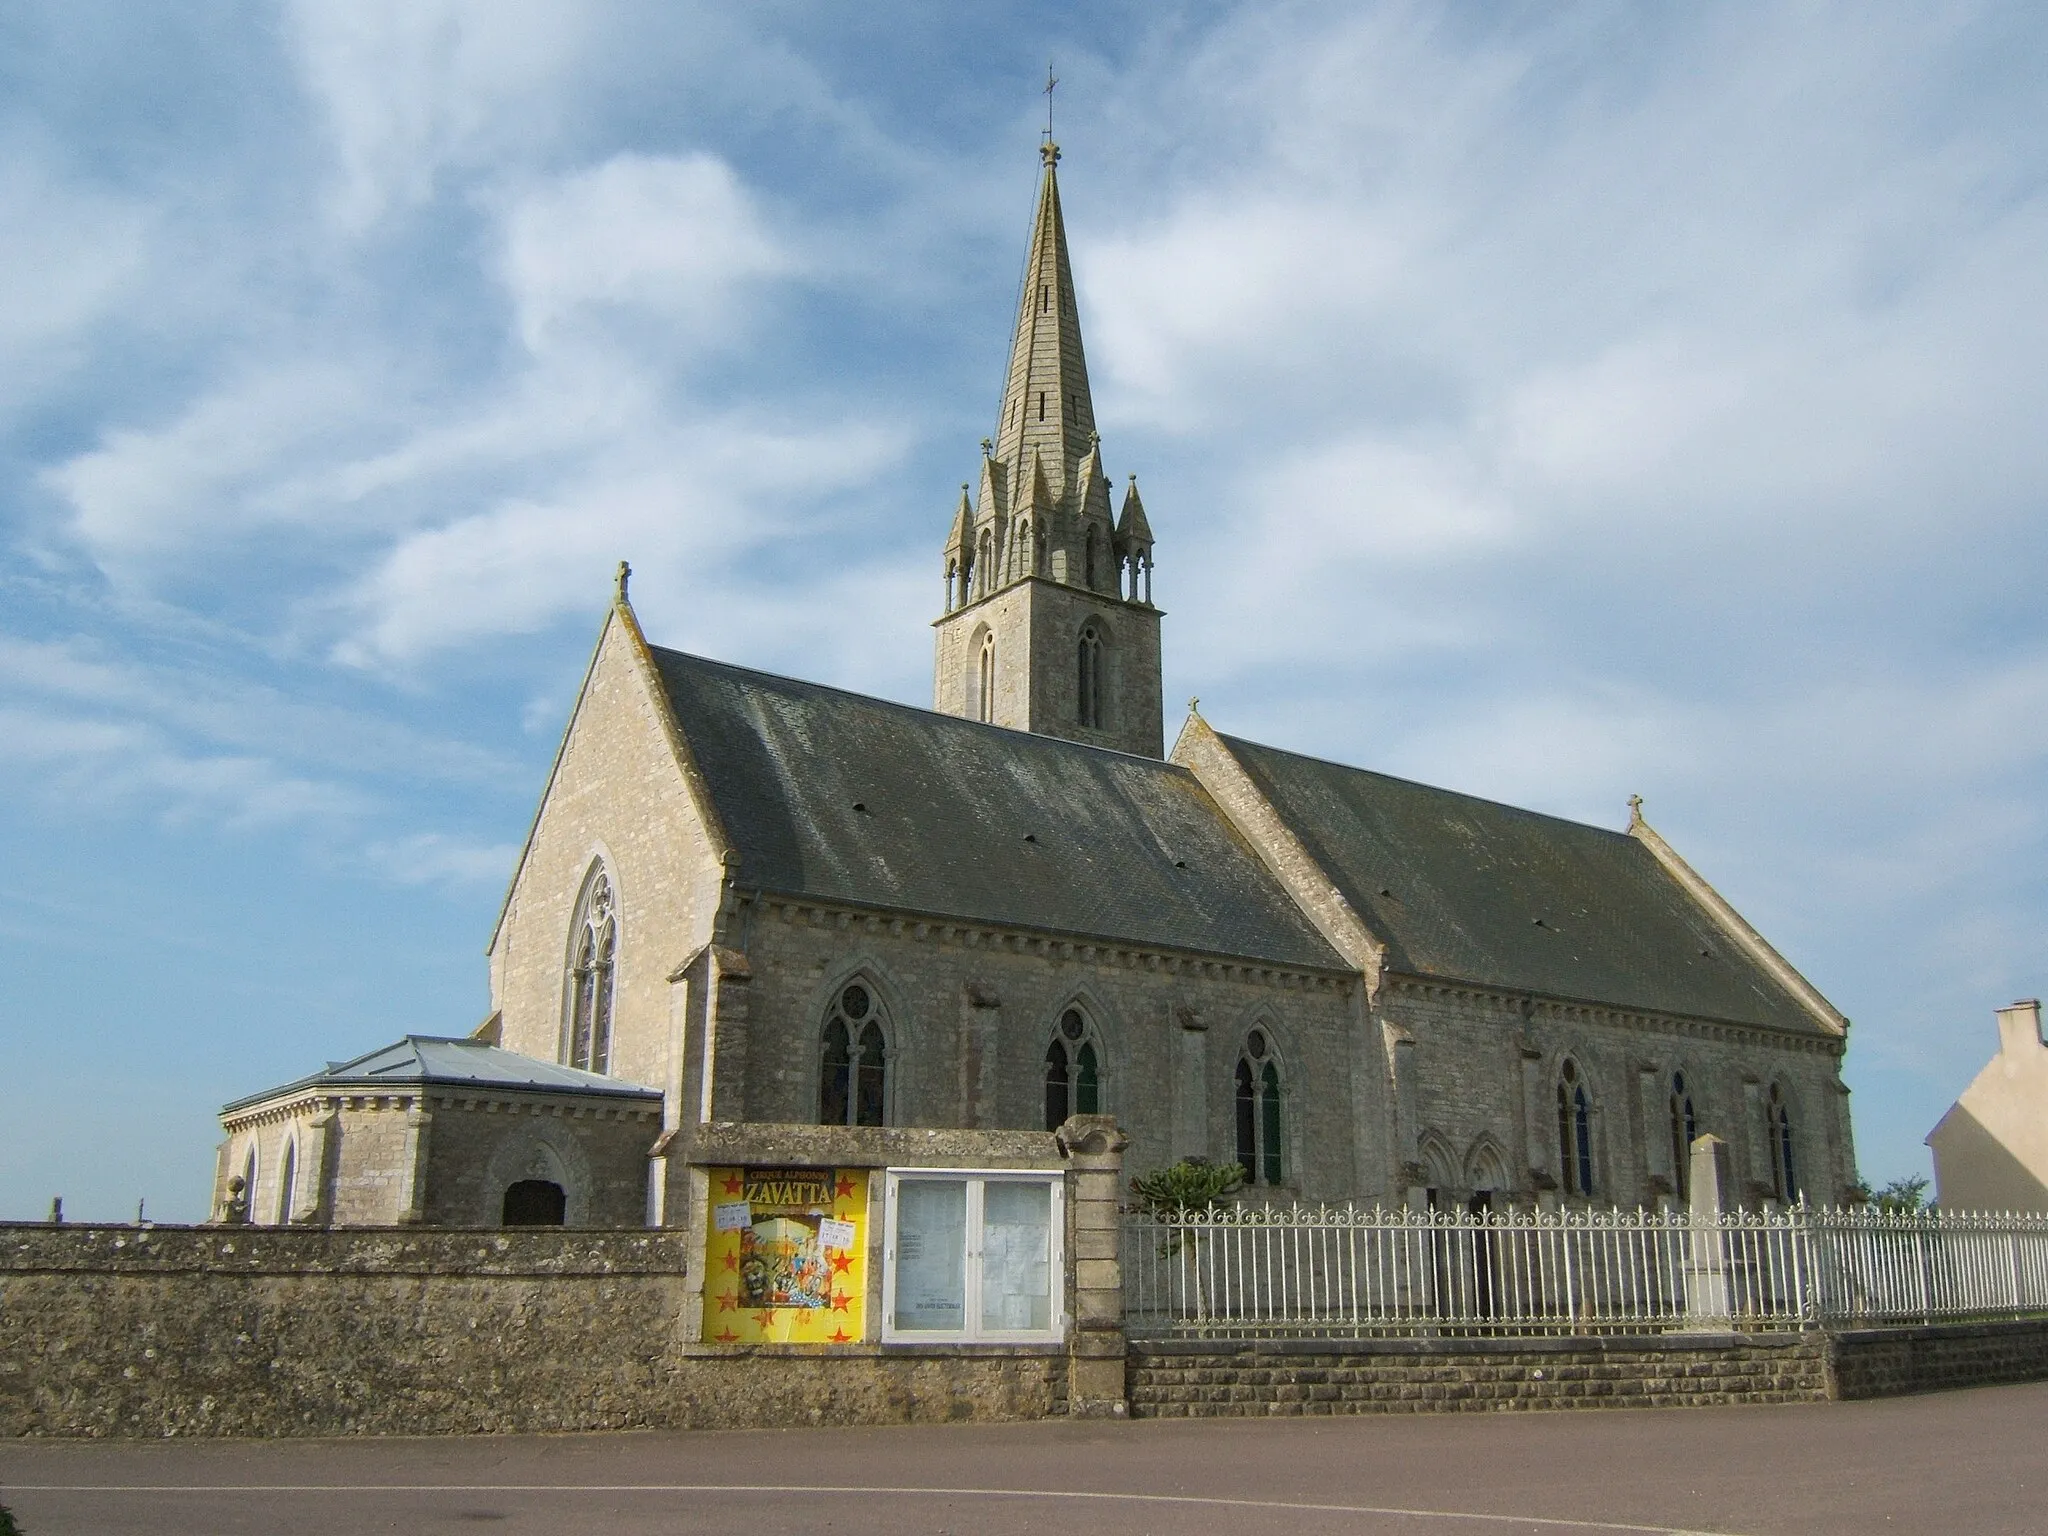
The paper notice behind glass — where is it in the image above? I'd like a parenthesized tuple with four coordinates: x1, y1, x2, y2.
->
(818, 1217, 856, 1252)
(893, 1179, 966, 1331)
(712, 1200, 752, 1232)
(980, 1181, 1052, 1332)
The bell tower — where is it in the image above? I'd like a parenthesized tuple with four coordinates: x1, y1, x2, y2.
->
(932, 140, 1163, 758)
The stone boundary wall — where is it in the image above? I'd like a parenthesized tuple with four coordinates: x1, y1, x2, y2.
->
(1829, 1317, 2048, 1400)
(6, 1227, 2044, 1437)
(1128, 1334, 1831, 1417)
(0, 1225, 1061, 1438)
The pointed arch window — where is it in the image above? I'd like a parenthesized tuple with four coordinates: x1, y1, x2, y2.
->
(274, 1137, 297, 1225)
(1669, 1072, 1698, 1199)
(1234, 1028, 1284, 1185)
(977, 528, 995, 595)
(1077, 624, 1104, 728)
(1767, 1083, 1798, 1201)
(564, 867, 617, 1074)
(976, 632, 996, 723)
(1043, 1007, 1102, 1130)
(1084, 526, 1099, 589)
(820, 981, 888, 1127)
(1556, 1059, 1594, 1196)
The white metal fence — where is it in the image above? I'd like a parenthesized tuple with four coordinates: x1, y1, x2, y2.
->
(1122, 1204, 2048, 1338)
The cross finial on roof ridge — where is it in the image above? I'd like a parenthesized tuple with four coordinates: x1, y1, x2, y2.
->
(615, 560, 631, 604)
(1627, 793, 1645, 827)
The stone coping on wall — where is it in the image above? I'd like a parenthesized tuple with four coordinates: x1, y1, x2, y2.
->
(0, 1224, 689, 1275)
(1131, 1330, 1814, 1358)
(680, 1122, 1065, 1169)
(678, 1341, 1067, 1359)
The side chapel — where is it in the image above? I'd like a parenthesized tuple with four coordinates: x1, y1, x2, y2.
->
(215, 141, 1857, 1241)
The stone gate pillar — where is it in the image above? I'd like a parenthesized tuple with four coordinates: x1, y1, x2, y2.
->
(1058, 1114, 1129, 1418)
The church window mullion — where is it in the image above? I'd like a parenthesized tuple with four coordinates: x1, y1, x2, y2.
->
(820, 982, 891, 1128)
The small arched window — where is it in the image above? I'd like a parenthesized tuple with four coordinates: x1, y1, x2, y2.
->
(1234, 1028, 1284, 1185)
(1767, 1083, 1798, 1201)
(976, 632, 996, 724)
(1669, 1072, 1698, 1199)
(1077, 624, 1104, 729)
(1556, 1059, 1594, 1197)
(1043, 1007, 1102, 1129)
(274, 1137, 297, 1225)
(820, 981, 888, 1127)
(1084, 526, 1099, 588)
(564, 867, 616, 1074)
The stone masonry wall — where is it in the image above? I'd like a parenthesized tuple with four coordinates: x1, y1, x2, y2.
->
(1379, 981, 1855, 1210)
(1128, 1334, 1832, 1417)
(730, 897, 1367, 1200)
(1829, 1318, 2048, 1400)
(0, 1226, 1062, 1438)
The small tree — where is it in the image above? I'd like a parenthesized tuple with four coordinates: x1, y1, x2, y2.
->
(0, 1496, 21, 1535)
(1129, 1156, 1244, 1216)
(1849, 1173, 1932, 1213)
(1128, 1158, 1243, 1323)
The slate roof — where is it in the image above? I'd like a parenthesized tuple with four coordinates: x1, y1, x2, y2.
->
(1215, 735, 1827, 1034)
(647, 648, 1347, 971)
(222, 1036, 661, 1114)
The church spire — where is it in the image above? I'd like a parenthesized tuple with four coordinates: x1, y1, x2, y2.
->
(931, 135, 1163, 759)
(992, 140, 1097, 504)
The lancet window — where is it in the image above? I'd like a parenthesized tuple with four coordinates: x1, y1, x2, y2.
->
(819, 981, 888, 1127)
(1234, 1028, 1284, 1185)
(1767, 1083, 1798, 1201)
(1077, 624, 1104, 728)
(1043, 1007, 1102, 1130)
(1669, 1072, 1698, 1200)
(976, 632, 996, 723)
(1556, 1059, 1594, 1196)
(564, 867, 617, 1074)
(274, 1137, 297, 1225)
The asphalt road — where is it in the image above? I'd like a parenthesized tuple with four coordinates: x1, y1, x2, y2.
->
(4, 1380, 2040, 1536)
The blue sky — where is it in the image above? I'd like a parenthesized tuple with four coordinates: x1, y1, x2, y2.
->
(4, 2, 2046, 1220)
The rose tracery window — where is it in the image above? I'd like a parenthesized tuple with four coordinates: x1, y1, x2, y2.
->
(1043, 1007, 1102, 1129)
(820, 982, 888, 1127)
(565, 868, 617, 1074)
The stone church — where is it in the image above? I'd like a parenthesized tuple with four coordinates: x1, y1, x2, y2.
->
(215, 142, 1857, 1235)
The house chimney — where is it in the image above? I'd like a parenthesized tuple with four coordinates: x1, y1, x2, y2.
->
(1995, 998, 2043, 1057)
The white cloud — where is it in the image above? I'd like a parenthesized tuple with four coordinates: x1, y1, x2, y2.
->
(501, 152, 795, 351)
(365, 831, 518, 886)
(0, 705, 367, 829)
(0, 158, 148, 412)
(284, 0, 593, 231)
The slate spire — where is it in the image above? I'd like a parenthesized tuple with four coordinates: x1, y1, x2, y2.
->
(992, 140, 1097, 496)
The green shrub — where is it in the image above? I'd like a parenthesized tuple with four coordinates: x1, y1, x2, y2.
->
(1129, 1156, 1244, 1216)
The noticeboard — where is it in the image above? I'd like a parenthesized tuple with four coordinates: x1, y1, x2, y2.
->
(701, 1166, 868, 1344)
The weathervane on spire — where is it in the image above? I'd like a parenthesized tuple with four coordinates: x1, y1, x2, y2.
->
(1042, 61, 1060, 167)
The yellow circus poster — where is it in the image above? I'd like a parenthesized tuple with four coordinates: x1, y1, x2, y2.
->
(702, 1167, 868, 1345)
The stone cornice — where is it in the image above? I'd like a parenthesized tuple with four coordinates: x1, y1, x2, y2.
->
(739, 888, 1355, 993)
(1378, 972, 1847, 1057)
(221, 1090, 664, 1133)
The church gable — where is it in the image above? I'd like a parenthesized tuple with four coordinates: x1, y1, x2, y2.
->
(487, 594, 729, 1089)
